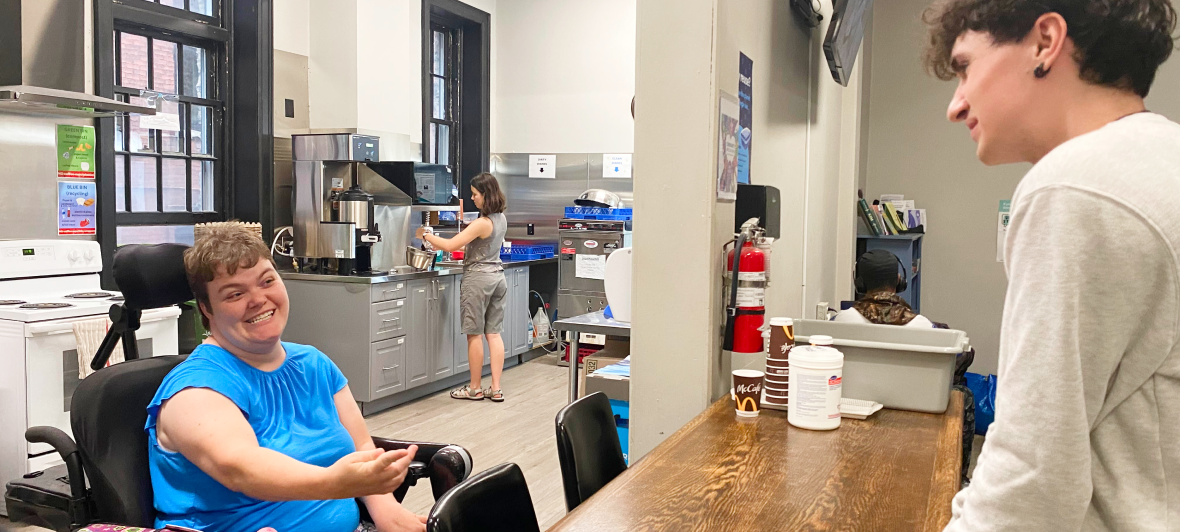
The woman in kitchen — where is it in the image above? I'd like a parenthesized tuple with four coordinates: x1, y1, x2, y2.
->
(416, 172, 510, 402)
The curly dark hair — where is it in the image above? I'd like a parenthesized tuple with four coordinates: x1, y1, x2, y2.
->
(923, 0, 1177, 97)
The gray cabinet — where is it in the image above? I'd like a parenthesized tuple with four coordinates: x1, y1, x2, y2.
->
(407, 279, 432, 389)
(454, 274, 470, 376)
(370, 336, 406, 398)
(370, 299, 406, 342)
(431, 277, 455, 381)
(508, 266, 531, 356)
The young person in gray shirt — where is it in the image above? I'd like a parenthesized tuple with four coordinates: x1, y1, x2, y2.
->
(924, 1, 1180, 530)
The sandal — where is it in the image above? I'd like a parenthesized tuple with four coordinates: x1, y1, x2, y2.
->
(451, 385, 484, 400)
(486, 388, 504, 402)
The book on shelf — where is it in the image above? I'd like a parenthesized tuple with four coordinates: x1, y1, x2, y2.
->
(882, 202, 908, 234)
(872, 204, 893, 235)
(858, 198, 883, 236)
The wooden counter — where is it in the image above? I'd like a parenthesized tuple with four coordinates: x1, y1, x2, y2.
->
(548, 390, 964, 532)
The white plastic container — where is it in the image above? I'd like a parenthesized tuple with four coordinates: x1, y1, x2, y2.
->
(788, 345, 844, 431)
(603, 247, 633, 322)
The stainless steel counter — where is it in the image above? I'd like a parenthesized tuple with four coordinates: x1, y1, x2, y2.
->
(552, 310, 632, 403)
(279, 257, 557, 284)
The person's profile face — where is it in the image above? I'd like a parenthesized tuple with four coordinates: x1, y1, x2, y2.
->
(471, 186, 485, 211)
(945, 31, 1039, 165)
(199, 259, 289, 355)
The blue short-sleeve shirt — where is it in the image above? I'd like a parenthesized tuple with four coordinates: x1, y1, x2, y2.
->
(145, 342, 360, 532)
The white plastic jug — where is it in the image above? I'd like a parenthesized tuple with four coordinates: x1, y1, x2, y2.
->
(604, 247, 633, 322)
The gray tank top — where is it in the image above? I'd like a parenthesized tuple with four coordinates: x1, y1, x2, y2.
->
(464, 213, 506, 273)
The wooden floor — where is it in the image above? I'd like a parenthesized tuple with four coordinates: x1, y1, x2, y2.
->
(1, 354, 571, 532)
(367, 354, 571, 529)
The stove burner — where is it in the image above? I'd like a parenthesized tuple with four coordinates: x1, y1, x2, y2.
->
(65, 292, 114, 299)
(19, 303, 74, 310)
(109, 295, 125, 301)
(0, 299, 27, 305)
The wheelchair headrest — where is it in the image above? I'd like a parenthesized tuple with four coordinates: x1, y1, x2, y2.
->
(113, 244, 194, 310)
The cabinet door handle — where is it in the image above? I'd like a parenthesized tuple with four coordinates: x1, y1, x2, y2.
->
(382, 365, 400, 371)
(397, 300, 404, 306)
(382, 318, 400, 324)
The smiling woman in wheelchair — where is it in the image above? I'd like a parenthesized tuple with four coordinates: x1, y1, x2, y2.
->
(146, 224, 426, 532)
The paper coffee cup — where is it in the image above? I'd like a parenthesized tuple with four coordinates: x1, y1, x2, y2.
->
(732, 369, 764, 417)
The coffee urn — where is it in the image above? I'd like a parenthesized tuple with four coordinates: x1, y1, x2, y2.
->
(335, 184, 379, 273)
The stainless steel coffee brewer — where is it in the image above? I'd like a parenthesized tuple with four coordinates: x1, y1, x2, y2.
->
(291, 133, 384, 275)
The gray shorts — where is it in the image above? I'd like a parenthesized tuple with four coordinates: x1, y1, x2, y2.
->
(460, 270, 508, 335)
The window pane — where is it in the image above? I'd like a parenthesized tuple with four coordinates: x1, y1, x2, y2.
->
(191, 105, 212, 155)
(182, 46, 208, 98)
(120, 33, 149, 90)
(115, 155, 127, 212)
(158, 0, 185, 9)
(191, 160, 214, 212)
(428, 123, 437, 164)
(432, 77, 446, 119)
(437, 124, 450, 166)
(153, 39, 179, 94)
(128, 96, 156, 153)
(114, 113, 125, 152)
(117, 225, 195, 246)
(130, 156, 159, 212)
(160, 100, 183, 153)
(433, 31, 445, 76)
(162, 158, 187, 212)
(190, 0, 213, 16)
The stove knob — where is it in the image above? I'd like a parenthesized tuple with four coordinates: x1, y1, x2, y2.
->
(84, 249, 95, 262)
(68, 250, 80, 263)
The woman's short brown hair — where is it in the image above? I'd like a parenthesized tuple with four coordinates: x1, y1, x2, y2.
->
(923, 0, 1176, 98)
(470, 172, 506, 215)
(184, 222, 274, 328)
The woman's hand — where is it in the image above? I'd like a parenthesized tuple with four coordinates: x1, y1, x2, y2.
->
(415, 226, 434, 239)
(326, 445, 417, 498)
(375, 506, 428, 532)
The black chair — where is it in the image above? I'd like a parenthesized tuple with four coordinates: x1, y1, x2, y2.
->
(4, 244, 473, 531)
(427, 463, 540, 532)
(554, 391, 628, 511)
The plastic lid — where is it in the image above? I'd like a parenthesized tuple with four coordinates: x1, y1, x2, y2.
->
(769, 317, 794, 326)
(790, 345, 844, 366)
(809, 335, 834, 346)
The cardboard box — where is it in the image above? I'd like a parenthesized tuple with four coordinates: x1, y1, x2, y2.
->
(580, 355, 624, 398)
(586, 371, 629, 402)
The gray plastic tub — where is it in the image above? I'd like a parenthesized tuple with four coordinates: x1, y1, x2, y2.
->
(795, 320, 969, 413)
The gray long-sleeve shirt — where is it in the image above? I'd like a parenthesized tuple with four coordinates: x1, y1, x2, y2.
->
(945, 113, 1180, 532)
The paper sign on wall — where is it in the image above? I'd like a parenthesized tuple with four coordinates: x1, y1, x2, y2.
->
(602, 154, 632, 178)
(997, 200, 1011, 262)
(138, 111, 182, 132)
(737, 52, 753, 185)
(529, 154, 556, 178)
(717, 92, 740, 202)
(575, 254, 606, 280)
(57, 125, 96, 179)
(59, 181, 97, 235)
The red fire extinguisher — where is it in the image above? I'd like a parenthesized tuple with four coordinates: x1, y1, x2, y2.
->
(723, 220, 768, 353)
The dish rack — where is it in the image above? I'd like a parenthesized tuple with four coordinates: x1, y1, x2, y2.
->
(563, 207, 633, 221)
(500, 245, 555, 261)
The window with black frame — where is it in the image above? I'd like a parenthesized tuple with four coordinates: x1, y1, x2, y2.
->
(426, 23, 461, 174)
(97, 0, 228, 247)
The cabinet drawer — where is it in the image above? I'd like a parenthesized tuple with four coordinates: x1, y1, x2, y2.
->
(371, 299, 406, 342)
(371, 282, 407, 303)
(371, 336, 406, 399)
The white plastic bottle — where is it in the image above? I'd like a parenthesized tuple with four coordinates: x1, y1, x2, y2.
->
(787, 345, 844, 430)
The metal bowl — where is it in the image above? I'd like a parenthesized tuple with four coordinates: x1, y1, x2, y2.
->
(574, 189, 623, 209)
(406, 247, 436, 271)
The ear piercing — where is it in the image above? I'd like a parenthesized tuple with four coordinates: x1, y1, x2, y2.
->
(1034, 64, 1051, 79)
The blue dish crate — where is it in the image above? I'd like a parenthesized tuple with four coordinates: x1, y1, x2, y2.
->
(610, 399, 630, 464)
(500, 244, 555, 262)
(564, 207, 633, 220)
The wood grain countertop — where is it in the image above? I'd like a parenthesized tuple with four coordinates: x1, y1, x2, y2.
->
(548, 390, 964, 532)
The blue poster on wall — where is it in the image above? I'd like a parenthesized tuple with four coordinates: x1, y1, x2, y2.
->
(58, 181, 97, 235)
(737, 53, 753, 185)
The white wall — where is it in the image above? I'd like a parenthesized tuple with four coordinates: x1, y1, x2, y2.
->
(630, 0, 862, 459)
(307, 0, 359, 131)
(494, 0, 636, 153)
(274, 0, 310, 56)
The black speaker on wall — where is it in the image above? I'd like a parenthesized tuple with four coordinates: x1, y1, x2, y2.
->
(735, 184, 780, 239)
(791, 0, 824, 28)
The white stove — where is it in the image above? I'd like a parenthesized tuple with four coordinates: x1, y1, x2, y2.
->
(0, 239, 181, 515)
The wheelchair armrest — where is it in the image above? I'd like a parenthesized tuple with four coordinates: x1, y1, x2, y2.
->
(371, 438, 472, 500)
(24, 426, 87, 501)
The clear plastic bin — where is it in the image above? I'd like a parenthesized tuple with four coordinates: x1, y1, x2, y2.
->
(795, 320, 969, 413)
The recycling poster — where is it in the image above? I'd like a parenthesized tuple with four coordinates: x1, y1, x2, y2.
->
(59, 181, 97, 235)
(57, 124, 96, 179)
